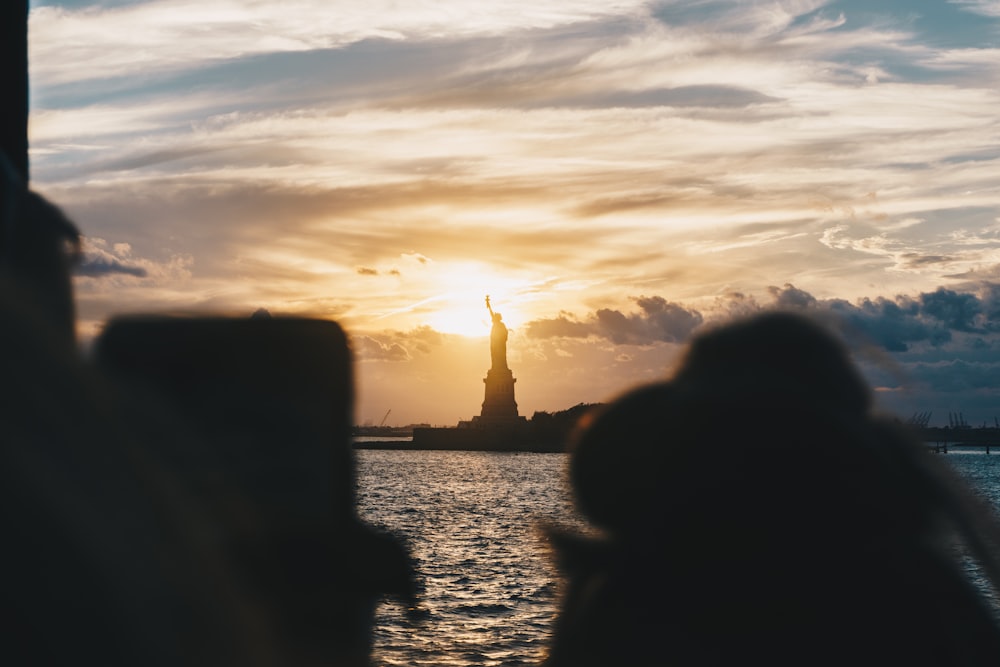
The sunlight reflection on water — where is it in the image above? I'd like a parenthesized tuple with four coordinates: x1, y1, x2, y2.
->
(940, 450, 1000, 618)
(947, 449, 1000, 508)
(356, 450, 587, 667)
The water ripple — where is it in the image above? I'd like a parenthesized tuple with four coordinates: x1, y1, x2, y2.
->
(357, 450, 586, 666)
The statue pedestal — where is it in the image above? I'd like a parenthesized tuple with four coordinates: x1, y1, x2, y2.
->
(478, 367, 520, 420)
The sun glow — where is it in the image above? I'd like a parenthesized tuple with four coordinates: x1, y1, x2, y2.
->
(414, 263, 529, 337)
(422, 294, 527, 337)
(423, 308, 492, 337)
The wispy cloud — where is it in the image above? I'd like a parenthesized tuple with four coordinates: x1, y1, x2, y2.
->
(950, 1, 1000, 18)
(30, 0, 651, 85)
(25, 0, 1000, 424)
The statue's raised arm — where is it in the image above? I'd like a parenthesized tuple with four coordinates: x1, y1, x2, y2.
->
(485, 295, 494, 319)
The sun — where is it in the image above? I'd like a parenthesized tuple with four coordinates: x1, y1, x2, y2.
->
(423, 292, 527, 337)
(423, 308, 492, 337)
(416, 263, 527, 337)
(423, 306, 521, 338)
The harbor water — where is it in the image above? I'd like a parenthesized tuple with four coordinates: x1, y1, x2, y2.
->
(357, 450, 586, 666)
(356, 448, 1000, 667)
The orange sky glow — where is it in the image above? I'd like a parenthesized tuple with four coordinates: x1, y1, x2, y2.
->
(27, 0, 1000, 426)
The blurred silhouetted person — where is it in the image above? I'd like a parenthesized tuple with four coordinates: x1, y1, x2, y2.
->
(1, 176, 414, 665)
(545, 312, 1000, 666)
(3, 268, 415, 667)
(1, 152, 79, 350)
(3, 4, 413, 663)
(95, 316, 416, 666)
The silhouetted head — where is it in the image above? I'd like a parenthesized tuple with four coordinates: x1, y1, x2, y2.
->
(493, 312, 503, 322)
(0, 152, 79, 349)
(672, 310, 871, 418)
(569, 312, 883, 538)
(548, 311, 1000, 667)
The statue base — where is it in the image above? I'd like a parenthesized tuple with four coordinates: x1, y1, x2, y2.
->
(480, 367, 520, 419)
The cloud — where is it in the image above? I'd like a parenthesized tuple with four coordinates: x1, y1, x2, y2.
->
(829, 296, 951, 353)
(744, 280, 1000, 422)
(75, 255, 147, 278)
(541, 85, 782, 110)
(899, 253, 956, 269)
(982, 283, 1000, 324)
(26, 0, 1000, 427)
(73, 237, 151, 279)
(780, 281, 1000, 352)
(522, 278, 999, 366)
(344, 279, 1000, 424)
(28, 0, 651, 86)
(527, 279, 1000, 359)
(351, 325, 447, 361)
(526, 281, 1000, 423)
(818, 208, 1000, 280)
(919, 287, 983, 332)
(524, 313, 592, 339)
(353, 335, 411, 362)
(909, 358, 1000, 392)
(767, 283, 817, 310)
(526, 296, 703, 345)
(950, 1, 1000, 18)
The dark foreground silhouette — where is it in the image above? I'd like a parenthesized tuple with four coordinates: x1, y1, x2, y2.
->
(2, 9, 413, 659)
(1, 150, 414, 664)
(545, 312, 1000, 666)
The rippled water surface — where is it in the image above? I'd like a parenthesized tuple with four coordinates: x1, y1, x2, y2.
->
(939, 450, 1000, 614)
(356, 448, 1000, 666)
(947, 450, 1000, 507)
(356, 450, 586, 666)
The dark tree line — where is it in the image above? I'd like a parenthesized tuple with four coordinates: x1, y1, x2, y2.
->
(528, 403, 604, 451)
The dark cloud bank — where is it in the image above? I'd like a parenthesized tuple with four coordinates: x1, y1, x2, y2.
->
(526, 295, 704, 345)
(524, 282, 1000, 425)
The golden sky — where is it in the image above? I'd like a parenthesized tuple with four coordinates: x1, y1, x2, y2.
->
(27, 0, 1000, 426)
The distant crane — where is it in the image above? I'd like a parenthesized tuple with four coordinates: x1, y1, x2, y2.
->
(907, 411, 932, 428)
(949, 412, 970, 429)
(379, 409, 392, 428)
